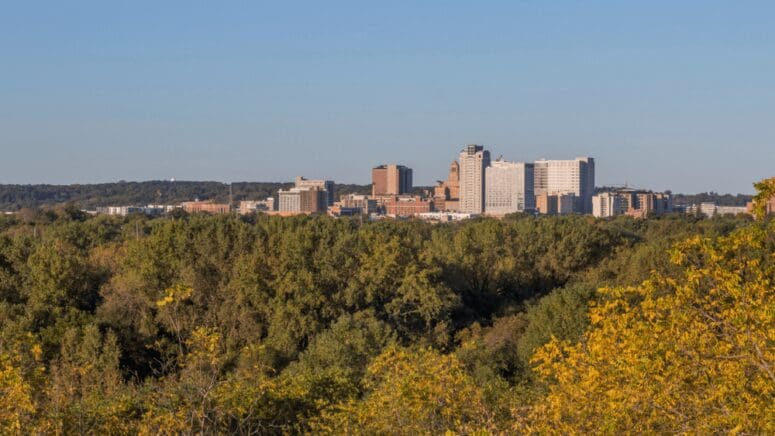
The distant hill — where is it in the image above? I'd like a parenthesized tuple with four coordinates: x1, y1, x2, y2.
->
(0, 181, 372, 211)
(595, 186, 752, 207)
(0, 181, 751, 211)
(670, 192, 752, 207)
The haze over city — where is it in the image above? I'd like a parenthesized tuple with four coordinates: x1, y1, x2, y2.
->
(2, 1, 774, 193)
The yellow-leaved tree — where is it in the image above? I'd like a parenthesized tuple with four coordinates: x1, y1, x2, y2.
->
(0, 353, 36, 433)
(524, 220, 775, 434)
(314, 345, 496, 435)
(752, 176, 775, 220)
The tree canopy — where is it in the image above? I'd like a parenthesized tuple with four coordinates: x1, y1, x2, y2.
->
(0, 181, 771, 433)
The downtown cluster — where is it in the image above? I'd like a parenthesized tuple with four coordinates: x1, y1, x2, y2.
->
(93, 145, 766, 221)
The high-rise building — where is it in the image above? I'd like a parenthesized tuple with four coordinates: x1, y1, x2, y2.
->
(459, 145, 490, 214)
(533, 157, 595, 213)
(484, 160, 535, 216)
(533, 161, 549, 196)
(372, 164, 413, 196)
(278, 187, 327, 214)
(295, 176, 335, 206)
(446, 161, 460, 199)
(433, 160, 461, 212)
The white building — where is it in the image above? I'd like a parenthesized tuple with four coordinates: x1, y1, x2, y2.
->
(694, 203, 749, 217)
(485, 160, 535, 215)
(458, 144, 491, 214)
(417, 212, 477, 222)
(592, 192, 624, 217)
(96, 205, 177, 216)
(534, 157, 595, 213)
(715, 205, 748, 216)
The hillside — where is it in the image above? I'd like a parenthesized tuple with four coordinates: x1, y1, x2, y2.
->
(0, 181, 373, 211)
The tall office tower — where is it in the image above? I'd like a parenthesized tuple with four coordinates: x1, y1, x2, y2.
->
(433, 160, 460, 203)
(533, 160, 549, 196)
(458, 144, 491, 214)
(578, 157, 595, 214)
(485, 160, 535, 216)
(295, 176, 335, 206)
(371, 166, 387, 197)
(371, 164, 413, 196)
(533, 157, 595, 213)
(447, 160, 460, 199)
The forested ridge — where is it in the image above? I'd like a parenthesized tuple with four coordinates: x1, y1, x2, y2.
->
(0, 180, 752, 211)
(0, 198, 772, 433)
(0, 181, 373, 210)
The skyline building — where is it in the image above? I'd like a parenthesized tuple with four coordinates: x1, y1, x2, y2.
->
(485, 160, 535, 215)
(533, 157, 595, 213)
(295, 176, 335, 206)
(278, 186, 328, 214)
(592, 188, 673, 218)
(592, 192, 625, 218)
(458, 144, 490, 214)
(372, 164, 413, 196)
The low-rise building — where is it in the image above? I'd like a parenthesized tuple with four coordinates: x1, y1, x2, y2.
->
(592, 189, 672, 218)
(746, 190, 775, 216)
(686, 202, 749, 217)
(536, 192, 576, 215)
(329, 193, 377, 217)
(557, 193, 576, 215)
(238, 198, 275, 214)
(384, 195, 433, 217)
(535, 193, 557, 215)
(96, 205, 178, 216)
(715, 205, 749, 216)
(181, 200, 231, 214)
(416, 212, 477, 222)
(96, 206, 145, 216)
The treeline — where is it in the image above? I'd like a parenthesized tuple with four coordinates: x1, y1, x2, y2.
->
(1, 181, 753, 211)
(0, 181, 373, 210)
(0, 208, 771, 433)
(671, 191, 752, 206)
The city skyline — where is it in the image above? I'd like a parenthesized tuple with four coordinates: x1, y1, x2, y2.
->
(0, 145, 763, 195)
(3, 1, 774, 193)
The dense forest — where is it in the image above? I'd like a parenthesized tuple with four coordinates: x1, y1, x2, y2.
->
(0, 182, 773, 433)
(0, 181, 752, 211)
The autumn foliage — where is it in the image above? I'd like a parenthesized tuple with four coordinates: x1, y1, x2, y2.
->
(526, 224, 775, 434)
(0, 180, 772, 434)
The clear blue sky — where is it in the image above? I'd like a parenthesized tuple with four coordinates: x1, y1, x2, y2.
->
(1, 1, 773, 193)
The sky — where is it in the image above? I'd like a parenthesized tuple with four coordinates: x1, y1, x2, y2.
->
(1, 1, 773, 193)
